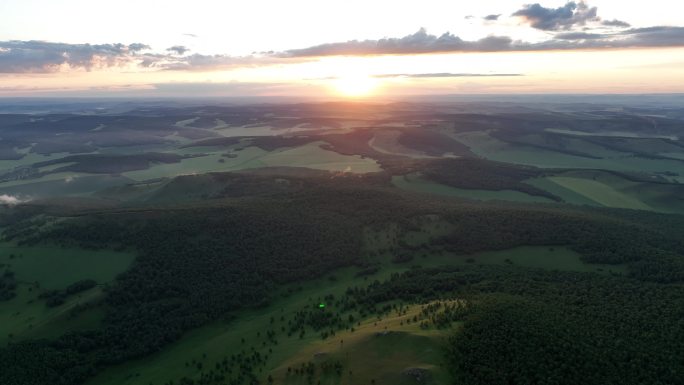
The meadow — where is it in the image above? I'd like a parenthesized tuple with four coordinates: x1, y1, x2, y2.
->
(0, 243, 135, 344)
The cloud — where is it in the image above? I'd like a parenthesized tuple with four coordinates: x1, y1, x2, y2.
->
(0, 41, 150, 73)
(150, 81, 304, 96)
(1, 18, 680, 74)
(280, 26, 684, 57)
(512, 1, 598, 31)
(183, 33, 199, 38)
(374, 73, 523, 78)
(554, 32, 605, 40)
(484, 14, 501, 21)
(128, 43, 150, 52)
(0, 194, 27, 205)
(602, 19, 631, 28)
(619, 26, 684, 47)
(0, 40, 297, 73)
(150, 53, 290, 71)
(280, 28, 518, 57)
(166, 45, 190, 55)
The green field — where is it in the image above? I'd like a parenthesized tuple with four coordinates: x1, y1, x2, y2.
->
(124, 143, 380, 182)
(0, 151, 75, 171)
(0, 243, 135, 344)
(452, 246, 626, 274)
(544, 128, 679, 140)
(392, 174, 554, 203)
(0, 285, 106, 344)
(0, 243, 136, 289)
(0, 174, 135, 198)
(272, 302, 455, 385)
(453, 131, 684, 182)
(0, 171, 93, 189)
(525, 170, 684, 214)
(545, 176, 652, 211)
(525, 177, 600, 207)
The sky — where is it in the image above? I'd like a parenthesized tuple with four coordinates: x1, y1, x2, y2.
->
(0, 0, 683, 98)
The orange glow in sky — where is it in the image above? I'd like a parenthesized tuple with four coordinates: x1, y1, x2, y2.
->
(1, 0, 683, 97)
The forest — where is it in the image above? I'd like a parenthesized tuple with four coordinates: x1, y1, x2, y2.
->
(1, 170, 684, 384)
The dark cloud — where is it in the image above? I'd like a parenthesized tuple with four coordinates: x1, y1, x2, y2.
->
(602, 19, 631, 28)
(554, 32, 605, 40)
(0, 41, 150, 73)
(128, 43, 151, 52)
(512, 1, 598, 31)
(484, 14, 501, 21)
(620, 26, 684, 47)
(166, 45, 190, 55)
(374, 73, 523, 78)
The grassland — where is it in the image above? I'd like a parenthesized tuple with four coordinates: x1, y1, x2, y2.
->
(0, 242, 135, 289)
(368, 130, 432, 158)
(0, 151, 75, 171)
(124, 143, 381, 182)
(271, 301, 455, 385)
(545, 177, 653, 211)
(0, 243, 135, 345)
(0, 171, 92, 188)
(545, 128, 679, 140)
(453, 131, 684, 182)
(0, 174, 134, 198)
(526, 171, 684, 214)
(525, 177, 600, 207)
(392, 174, 554, 203)
(0, 285, 105, 344)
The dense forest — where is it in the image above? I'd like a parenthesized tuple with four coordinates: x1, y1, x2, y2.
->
(352, 265, 684, 385)
(2, 170, 684, 384)
(420, 158, 559, 200)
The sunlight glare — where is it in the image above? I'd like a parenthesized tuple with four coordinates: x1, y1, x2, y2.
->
(332, 74, 379, 97)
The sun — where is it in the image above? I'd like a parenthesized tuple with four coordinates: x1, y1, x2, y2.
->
(332, 74, 379, 97)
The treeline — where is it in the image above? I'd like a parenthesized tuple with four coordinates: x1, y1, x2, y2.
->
(38, 279, 97, 307)
(32, 153, 187, 174)
(433, 205, 684, 282)
(0, 269, 16, 301)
